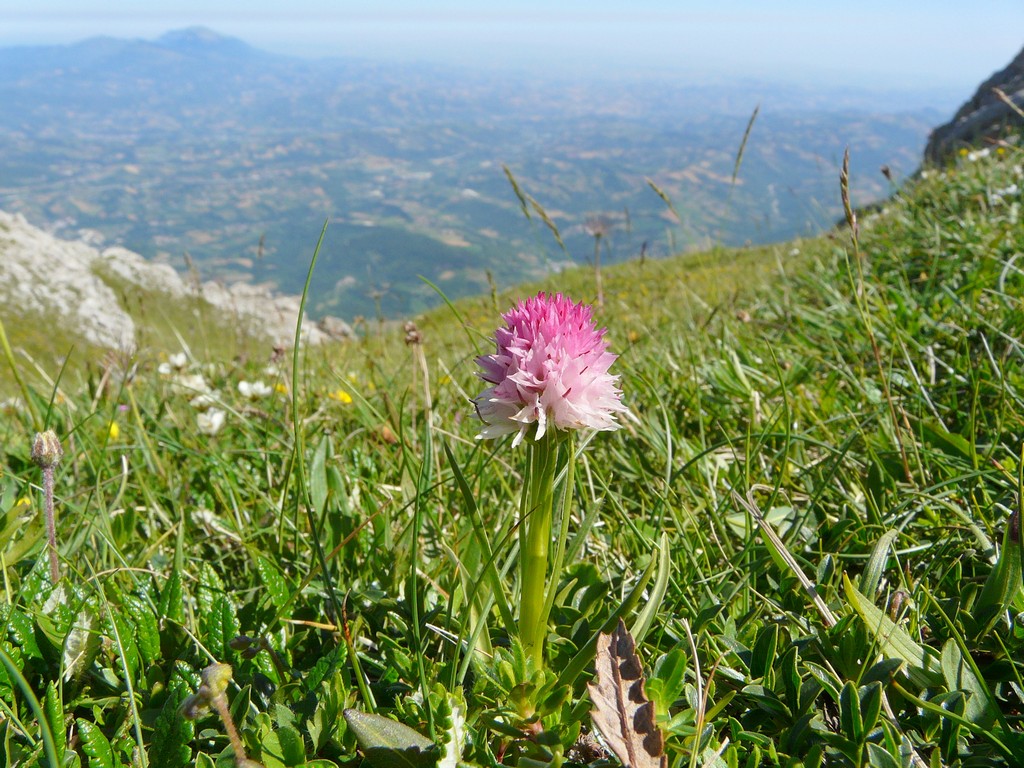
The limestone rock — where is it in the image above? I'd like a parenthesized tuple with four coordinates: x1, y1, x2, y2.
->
(0, 209, 339, 350)
(925, 46, 1024, 165)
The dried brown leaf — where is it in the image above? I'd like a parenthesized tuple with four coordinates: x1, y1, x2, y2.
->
(587, 619, 667, 768)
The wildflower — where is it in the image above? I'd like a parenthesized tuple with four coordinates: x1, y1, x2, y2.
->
(31, 430, 63, 582)
(328, 389, 353, 404)
(475, 292, 627, 670)
(173, 373, 211, 396)
(108, 421, 120, 440)
(158, 352, 189, 375)
(197, 408, 226, 436)
(474, 291, 627, 447)
(274, 382, 288, 395)
(237, 380, 272, 399)
(190, 392, 219, 410)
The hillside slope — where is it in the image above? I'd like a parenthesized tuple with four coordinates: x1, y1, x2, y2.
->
(0, 210, 349, 367)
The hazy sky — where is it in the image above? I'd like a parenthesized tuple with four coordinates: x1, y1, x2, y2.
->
(2, 1, 1022, 91)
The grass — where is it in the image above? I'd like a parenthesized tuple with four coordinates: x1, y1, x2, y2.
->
(1, 139, 1024, 768)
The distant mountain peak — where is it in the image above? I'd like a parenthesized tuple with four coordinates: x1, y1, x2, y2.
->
(155, 27, 256, 57)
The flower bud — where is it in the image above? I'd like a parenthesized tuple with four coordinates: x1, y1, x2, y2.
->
(31, 430, 63, 468)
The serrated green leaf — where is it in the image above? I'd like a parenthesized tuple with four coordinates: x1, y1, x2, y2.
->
(7, 606, 42, 660)
(78, 720, 114, 768)
(159, 568, 184, 625)
(44, 682, 65, 763)
(125, 596, 161, 665)
(843, 574, 941, 688)
(197, 562, 225, 618)
(105, 611, 140, 682)
(200, 593, 239, 660)
(149, 687, 194, 768)
(255, 555, 291, 612)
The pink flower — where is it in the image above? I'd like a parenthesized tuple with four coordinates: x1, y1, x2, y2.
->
(474, 292, 627, 446)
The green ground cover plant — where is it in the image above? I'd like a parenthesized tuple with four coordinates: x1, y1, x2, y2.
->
(1, 138, 1023, 767)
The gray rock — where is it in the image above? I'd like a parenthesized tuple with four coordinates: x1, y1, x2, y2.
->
(925, 46, 1024, 165)
(0, 209, 338, 350)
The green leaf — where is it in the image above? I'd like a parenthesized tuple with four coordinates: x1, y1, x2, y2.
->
(843, 574, 941, 688)
(859, 682, 883, 734)
(197, 562, 225, 618)
(159, 568, 184, 625)
(274, 722, 307, 766)
(77, 720, 114, 768)
(7, 606, 42, 660)
(256, 555, 292, 613)
(149, 687, 194, 768)
(343, 709, 437, 768)
(631, 532, 671, 645)
(648, 648, 688, 718)
(840, 681, 863, 743)
(919, 420, 975, 462)
(865, 743, 901, 768)
(125, 596, 161, 665)
(44, 682, 65, 763)
(860, 530, 899, 597)
(310, 436, 330, 516)
(940, 638, 998, 728)
(972, 511, 1023, 634)
(750, 624, 778, 682)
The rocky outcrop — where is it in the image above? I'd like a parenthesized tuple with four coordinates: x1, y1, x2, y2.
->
(925, 46, 1024, 165)
(0, 210, 351, 349)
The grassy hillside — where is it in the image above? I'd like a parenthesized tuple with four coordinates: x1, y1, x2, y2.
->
(1, 139, 1024, 767)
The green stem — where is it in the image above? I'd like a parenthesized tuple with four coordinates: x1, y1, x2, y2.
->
(519, 430, 561, 669)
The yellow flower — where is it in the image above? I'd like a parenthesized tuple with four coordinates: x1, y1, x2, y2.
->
(108, 421, 120, 440)
(328, 389, 353, 404)
(274, 382, 289, 395)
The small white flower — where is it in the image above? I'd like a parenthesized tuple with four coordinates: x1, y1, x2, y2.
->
(197, 408, 226, 436)
(157, 362, 173, 375)
(174, 373, 211, 395)
(169, 352, 188, 370)
(238, 380, 272, 399)
(190, 392, 219, 410)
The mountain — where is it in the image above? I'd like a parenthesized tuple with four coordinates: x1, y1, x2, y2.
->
(0, 28, 950, 320)
(925, 45, 1024, 164)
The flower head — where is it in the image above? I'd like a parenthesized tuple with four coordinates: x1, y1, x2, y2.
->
(197, 408, 226, 436)
(474, 292, 626, 446)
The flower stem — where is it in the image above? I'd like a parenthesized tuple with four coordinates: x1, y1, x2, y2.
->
(519, 430, 561, 669)
(42, 465, 59, 583)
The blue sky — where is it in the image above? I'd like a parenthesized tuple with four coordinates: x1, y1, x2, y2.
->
(2, 1, 1022, 91)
